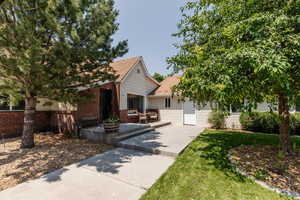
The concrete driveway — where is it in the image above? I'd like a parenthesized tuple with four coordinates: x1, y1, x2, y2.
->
(0, 125, 204, 200)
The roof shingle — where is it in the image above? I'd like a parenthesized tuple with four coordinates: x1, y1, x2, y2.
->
(110, 56, 141, 82)
(151, 75, 181, 96)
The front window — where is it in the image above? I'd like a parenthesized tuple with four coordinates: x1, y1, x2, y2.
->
(127, 94, 144, 113)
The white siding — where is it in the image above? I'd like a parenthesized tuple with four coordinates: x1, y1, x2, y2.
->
(120, 61, 158, 110)
(148, 97, 212, 127)
(36, 98, 77, 111)
(225, 114, 242, 129)
(148, 96, 183, 125)
(256, 102, 270, 111)
(196, 104, 212, 127)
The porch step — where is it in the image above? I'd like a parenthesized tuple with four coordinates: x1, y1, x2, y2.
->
(150, 121, 171, 129)
(107, 127, 155, 144)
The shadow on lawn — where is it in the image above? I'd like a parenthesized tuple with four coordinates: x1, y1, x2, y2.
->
(194, 130, 290, 183)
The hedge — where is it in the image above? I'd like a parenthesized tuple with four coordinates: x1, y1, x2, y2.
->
(240, 112, 300, 135)
(208, 110, 227, 129)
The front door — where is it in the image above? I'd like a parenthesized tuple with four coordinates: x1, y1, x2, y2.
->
(183, 101, 197, 125)
(100, 89, 113, 121)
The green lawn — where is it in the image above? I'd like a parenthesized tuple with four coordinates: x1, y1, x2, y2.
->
(141, 130, 300, 200)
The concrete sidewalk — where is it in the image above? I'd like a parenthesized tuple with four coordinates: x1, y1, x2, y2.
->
(0, 125, 204, 200)
(118, 126, 205, 157)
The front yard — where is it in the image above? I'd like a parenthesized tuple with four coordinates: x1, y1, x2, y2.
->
(0, 134, 111, 191)
(141, 130, 300, 200)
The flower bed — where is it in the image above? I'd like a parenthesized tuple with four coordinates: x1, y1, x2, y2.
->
(230, 145, 300, 198)
(0, 134, 112, 191)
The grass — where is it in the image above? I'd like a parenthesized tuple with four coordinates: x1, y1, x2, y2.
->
(141, 130, 300, 200)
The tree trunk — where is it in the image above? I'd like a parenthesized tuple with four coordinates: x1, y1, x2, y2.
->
(21, 97, 37, 149)
(278, 94, 292, 155)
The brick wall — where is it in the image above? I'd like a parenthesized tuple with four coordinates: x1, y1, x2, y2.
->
(77, 88, 100, 121)
(119, 110, 139, 123)
(0, 111, 51, 138)
(119, 110, 128, 123)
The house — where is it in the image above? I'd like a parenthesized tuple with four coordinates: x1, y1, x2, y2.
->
(0, 56, 160, 138)
(2, 56, 297, 138)
(76, 56, 160, 123)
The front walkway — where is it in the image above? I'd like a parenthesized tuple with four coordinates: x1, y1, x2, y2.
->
(0, 125, 204, 200)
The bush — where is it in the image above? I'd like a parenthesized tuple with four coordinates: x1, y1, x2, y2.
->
(240, 112, 300, 135)
(208, 110, 227, 129)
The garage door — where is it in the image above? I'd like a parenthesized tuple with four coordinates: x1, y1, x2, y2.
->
(183, 101, 197, 125)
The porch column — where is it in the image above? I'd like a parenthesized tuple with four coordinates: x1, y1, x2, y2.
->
(144, 95, 147, 113)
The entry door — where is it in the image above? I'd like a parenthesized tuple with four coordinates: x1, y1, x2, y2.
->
(100, 89, 113, 121)
(183, 101, 197, 125)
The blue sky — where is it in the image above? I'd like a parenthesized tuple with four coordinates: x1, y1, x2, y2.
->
(113, 0, 187, 75)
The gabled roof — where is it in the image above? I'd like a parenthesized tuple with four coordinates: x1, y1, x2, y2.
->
(110, 56, 141, 82)
(150, 75, 181, 96)
(111, 56, 160, 86)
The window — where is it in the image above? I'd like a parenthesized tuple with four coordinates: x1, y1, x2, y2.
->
(0, 95, 25, 111)
(165, 98, 171, 108)
(127, 94, 144, 113)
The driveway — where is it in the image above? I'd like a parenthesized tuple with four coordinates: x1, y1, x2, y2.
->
(0, 125, 204, 200)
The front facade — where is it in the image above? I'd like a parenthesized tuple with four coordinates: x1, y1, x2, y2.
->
(4, 56, 297, 138)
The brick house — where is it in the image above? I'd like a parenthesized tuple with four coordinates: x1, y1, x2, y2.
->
(0, 56, 160, 138)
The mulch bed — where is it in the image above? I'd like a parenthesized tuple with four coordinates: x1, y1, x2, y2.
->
(231, 145, 300, 194)
(0, 134, 112, 191)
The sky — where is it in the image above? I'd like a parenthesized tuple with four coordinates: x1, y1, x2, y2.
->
(113, 0, 187, 75)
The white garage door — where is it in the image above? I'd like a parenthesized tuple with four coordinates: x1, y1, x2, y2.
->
(183, 101, 197, 125)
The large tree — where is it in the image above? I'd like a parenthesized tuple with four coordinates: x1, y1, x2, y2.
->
(152, 72, 165, 83)
(0, 0, 127, 148)
(169, 0, 300, 154)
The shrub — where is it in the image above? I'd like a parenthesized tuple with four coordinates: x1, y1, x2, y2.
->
(208, 110, 227, 129)
(240, 112, 300, 135)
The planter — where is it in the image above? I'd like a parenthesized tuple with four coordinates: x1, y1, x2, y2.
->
(103, 122, 120, 134)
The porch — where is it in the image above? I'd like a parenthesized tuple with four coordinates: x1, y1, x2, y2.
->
(80, 121, 171, 144)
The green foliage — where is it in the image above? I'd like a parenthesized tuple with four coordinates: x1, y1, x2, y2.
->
(103, 115, 119, 124)
(152, 73, 165, 83)
(0, 0, 128, 104)
(253, 169, 269, 181)
(208, 110, 227, 129)
(141, 130, 298, 200)
(240, 112, 300, 135)
(169, 0, 300, 111)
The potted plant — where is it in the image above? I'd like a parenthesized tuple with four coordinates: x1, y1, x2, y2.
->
(103, 116, 120, 133)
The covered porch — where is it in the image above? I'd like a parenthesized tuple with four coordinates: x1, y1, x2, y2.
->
(76, 82, 120, 123)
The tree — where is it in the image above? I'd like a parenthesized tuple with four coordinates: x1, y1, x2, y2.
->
(0, 0, 128, 148)
(169, 0, 300, 155)
(153, 72, 165, 83)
